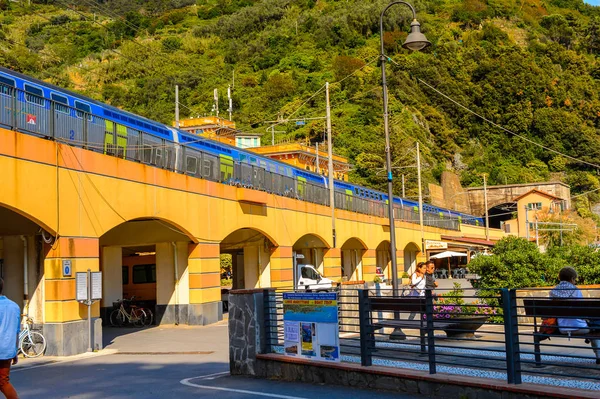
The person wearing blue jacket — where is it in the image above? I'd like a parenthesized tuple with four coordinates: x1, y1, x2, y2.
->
(0, 278, 20, 399)
(550, 267, 600, 365)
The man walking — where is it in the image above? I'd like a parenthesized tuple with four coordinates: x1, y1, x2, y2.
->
(0, 278, 20, 399)
(425, 260, 438, 295)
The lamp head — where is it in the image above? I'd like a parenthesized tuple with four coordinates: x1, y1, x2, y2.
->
(402, 19, 431, 51)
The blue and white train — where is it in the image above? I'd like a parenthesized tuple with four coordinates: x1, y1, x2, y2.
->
(0, 66, 483, 228)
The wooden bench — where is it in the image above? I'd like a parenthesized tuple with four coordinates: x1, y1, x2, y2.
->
(368, 297, 453, 353)
(523, 298, 600, 367)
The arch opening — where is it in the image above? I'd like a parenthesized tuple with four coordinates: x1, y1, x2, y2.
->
(292, 234, 329, 273)
(0, 205, 47, 324)
(99, 218, 193, 327)
(403, 242, 420, 274)
(488, 202, 517, 230)
(220, 228, 276, 291)
(375, 241, 391, 282)
(341, 238, 367, 282)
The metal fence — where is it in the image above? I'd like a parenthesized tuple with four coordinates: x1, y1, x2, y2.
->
(263, 286, 600, 390)
(0, 82, 464, 230)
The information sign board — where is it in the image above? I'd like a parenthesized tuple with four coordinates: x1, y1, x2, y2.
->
(62, 260, 72, 277)
(282, 292, 340, 362)
(91, 272, 102, 300)
(76, 272, 88, 302)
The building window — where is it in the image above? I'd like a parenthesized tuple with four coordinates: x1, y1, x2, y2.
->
(132, 264, 156, 284)
(527, 202, 542, 210)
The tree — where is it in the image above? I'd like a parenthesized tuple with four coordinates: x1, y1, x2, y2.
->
(469, 237, 564, 288)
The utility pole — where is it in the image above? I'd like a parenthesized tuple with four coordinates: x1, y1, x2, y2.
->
(402, 174, 406, 198)
(535, 214, 539, 247)
(417, 142, 424, 252)
(213, 89, 219, 118)
(483, 173, 489, 241)
(525, 205, 530, 241)
(175, 85, 180, 129)
(326, 82, 336, 248)
(227, 85, 233, 121)
(316, 142, 319, 174)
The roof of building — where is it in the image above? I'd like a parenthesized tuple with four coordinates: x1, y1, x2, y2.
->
(440, 235, 497, 247)
(512, 189, 565, 202)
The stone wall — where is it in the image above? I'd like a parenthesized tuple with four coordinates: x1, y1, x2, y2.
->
(229, 289, 264, 375)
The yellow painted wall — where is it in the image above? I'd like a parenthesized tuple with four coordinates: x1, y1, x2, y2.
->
(0, 127, 506, 323)
(516, 192, 558, 239)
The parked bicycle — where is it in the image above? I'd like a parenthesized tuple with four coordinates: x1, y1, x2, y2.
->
(19, 315, 46, 358)
(110, 297, 153, 327)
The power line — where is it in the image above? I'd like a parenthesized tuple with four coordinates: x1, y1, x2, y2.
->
(407, 74, 600, 170)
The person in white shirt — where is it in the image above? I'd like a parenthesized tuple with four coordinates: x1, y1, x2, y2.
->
(407, 262, 427, 320)
(549, 267, 600, 364)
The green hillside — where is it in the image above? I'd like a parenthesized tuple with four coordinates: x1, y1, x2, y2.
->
(2, 0, 600, 209)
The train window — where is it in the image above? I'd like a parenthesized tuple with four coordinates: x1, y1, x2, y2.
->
(354, 188, 359, 194)
(122, 266, 129, 285)
(132, 264, 156, 284)
(75, 101, 92, 120)
(186, 155, 198, 174)
(24, 84, 44, 106)
(50, 93, 69, 114)
(0, 75, 15, 96)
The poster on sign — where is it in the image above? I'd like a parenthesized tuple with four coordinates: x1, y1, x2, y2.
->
(26, 114, 37, 125)
(282, 292, 340, 362)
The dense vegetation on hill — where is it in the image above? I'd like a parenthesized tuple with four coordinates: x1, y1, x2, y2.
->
(2, 0, 600, 212)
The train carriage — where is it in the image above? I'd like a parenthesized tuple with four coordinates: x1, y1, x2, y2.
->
(0, 66, 484, 229)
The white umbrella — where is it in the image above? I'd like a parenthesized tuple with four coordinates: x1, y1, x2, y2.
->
(429, 251, 467, 279)
(429, 251, 467, 259)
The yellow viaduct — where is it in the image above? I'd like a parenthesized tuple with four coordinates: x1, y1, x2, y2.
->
(0, 126, 504, 356)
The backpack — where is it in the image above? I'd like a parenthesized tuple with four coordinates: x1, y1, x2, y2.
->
(539, 317, 558, 335)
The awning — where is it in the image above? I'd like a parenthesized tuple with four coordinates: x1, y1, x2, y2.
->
(440, 235, 497, 247)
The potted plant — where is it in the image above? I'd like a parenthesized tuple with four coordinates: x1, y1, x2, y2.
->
(401, 272, 410, 285)
(426, 283, 496, 338)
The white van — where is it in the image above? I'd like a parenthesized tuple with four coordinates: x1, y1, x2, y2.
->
(297, 264, 334, 291)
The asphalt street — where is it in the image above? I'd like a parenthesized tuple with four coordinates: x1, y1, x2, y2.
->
(10, 323, 421, 399)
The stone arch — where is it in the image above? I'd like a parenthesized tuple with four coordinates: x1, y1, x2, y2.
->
(0, 201, 56, 236)
(101, 216, 197, 245)
(0, 204, 48, 323)
(403, 241, 421, 274)
(220, 228, 277, 290)
(292, 233, 330, 275)
(99, 217, 195, 325)
(341, 237, 367, 282)
(375, 240, 391, 281)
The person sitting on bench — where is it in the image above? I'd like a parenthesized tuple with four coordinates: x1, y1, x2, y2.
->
(549, 267, 600, 364)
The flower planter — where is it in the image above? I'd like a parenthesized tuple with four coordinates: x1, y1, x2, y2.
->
(442, 316, 489, 339)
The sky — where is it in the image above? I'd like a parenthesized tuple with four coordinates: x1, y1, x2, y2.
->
(584, 0, 600, 6)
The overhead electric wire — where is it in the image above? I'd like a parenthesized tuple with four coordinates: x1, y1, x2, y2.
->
(383, 57, 600, 170)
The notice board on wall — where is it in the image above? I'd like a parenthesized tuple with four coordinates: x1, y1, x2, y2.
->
(282, 292, 340, 362)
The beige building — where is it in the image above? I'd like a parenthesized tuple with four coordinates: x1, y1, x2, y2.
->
(503, 189, 566, 240)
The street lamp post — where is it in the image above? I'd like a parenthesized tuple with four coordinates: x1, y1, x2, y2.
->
(380, 2, 430, 298)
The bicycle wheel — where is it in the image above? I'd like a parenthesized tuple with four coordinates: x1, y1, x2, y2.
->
(20, 331, 46, 358)
(110, 309, 125, 327)
(131, 308, 146, 328)
(142, 308, 154, 327)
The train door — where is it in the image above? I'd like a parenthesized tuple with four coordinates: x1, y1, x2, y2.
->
(220, 154, 234, 183)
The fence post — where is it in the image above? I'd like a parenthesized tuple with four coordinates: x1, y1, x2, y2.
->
(358, 289, 372, 367)
(262, 289, 274, 354)
(11, 88, 17, 129)
(501, 288, 522, 384)
(49, 101, 55, 139)
(425, 289, 437, 374)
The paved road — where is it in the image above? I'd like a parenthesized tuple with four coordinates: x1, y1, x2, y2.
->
(11, 323, 421, 399)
